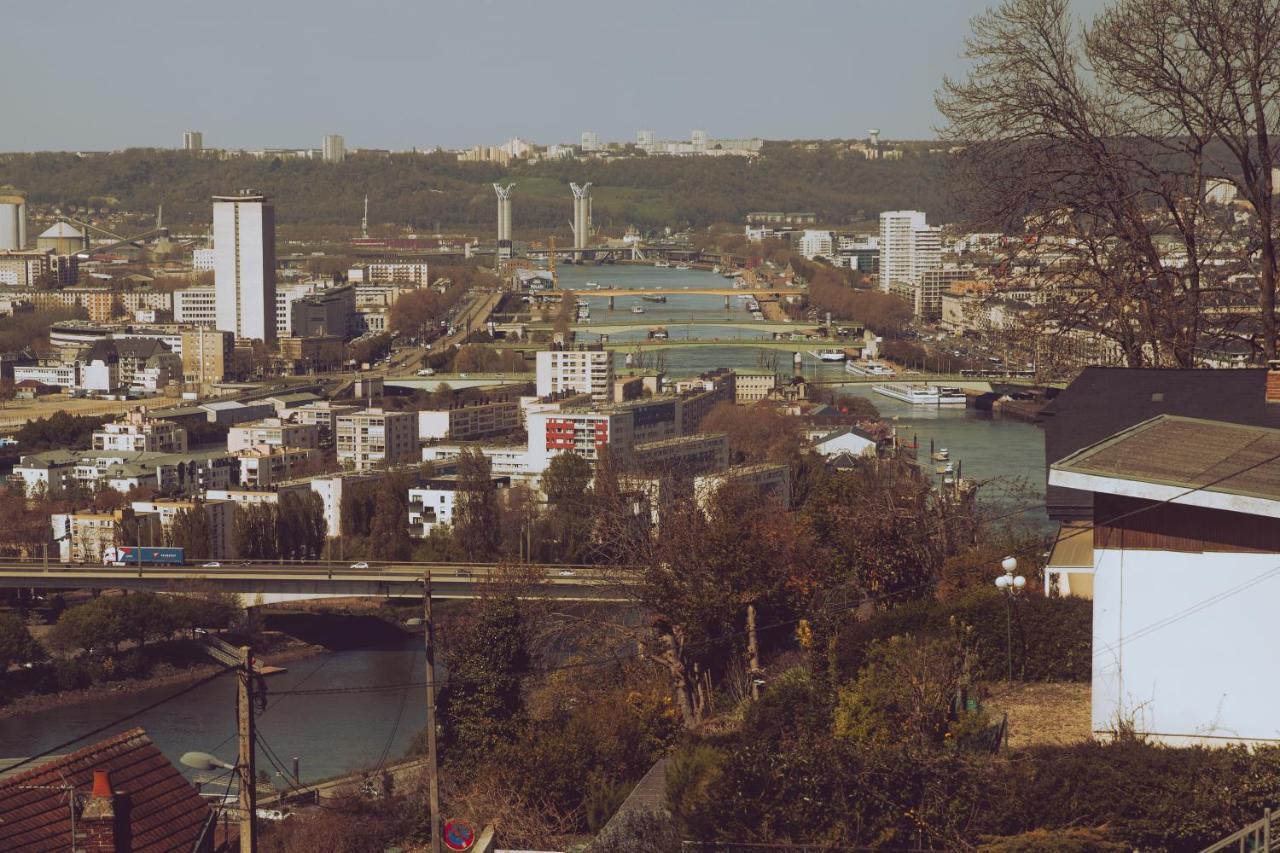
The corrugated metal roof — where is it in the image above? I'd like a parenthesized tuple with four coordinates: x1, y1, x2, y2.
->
(0, 727, 212, 852)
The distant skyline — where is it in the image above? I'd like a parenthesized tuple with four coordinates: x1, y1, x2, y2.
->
(3, 0, 1108, 153)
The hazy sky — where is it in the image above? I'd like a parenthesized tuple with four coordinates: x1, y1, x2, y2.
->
(2, 0, 1106, 152)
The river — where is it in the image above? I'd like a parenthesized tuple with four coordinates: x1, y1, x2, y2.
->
(1, 263, 1048, 780)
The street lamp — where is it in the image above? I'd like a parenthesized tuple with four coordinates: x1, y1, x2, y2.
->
(994, 556, 1026, 683)
(180, 751, 234, 772)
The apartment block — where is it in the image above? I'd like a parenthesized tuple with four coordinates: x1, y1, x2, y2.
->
(92, 411, 188, 454)
(418, 398, 521, 442)
(227, 418, 320, 452)
(535, 348, 615, 402)
(335, 407, 419, 470)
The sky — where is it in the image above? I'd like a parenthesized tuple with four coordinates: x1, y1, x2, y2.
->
(1, 0, 1106, 153)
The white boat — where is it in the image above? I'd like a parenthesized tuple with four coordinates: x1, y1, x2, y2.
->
(586, 281, 600, 288)
(872, 383, 968, 405)
(654, 260, 671, 268)
(675, 263, 691, 270)
(846, 360, 896, 377)
(712, 265, 721, 274)
(931, 448, 950, 461)
(808, 349, 847, 362)
(631, 305, 645, 314)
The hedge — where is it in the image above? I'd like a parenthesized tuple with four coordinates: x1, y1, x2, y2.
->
(828, 588, 1092, 684)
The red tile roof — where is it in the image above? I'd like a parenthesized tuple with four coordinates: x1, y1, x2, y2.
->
(0, 727, 214, 852)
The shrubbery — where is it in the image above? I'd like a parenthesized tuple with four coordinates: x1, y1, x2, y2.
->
(828, 588, 1093, 684)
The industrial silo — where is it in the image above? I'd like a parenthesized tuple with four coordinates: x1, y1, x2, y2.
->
(0, 188, 26, 250)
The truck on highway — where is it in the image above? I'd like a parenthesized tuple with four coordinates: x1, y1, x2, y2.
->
(103, 546, 186, 567)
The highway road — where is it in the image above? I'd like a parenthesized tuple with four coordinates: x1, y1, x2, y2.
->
(0, 559, 633, 601)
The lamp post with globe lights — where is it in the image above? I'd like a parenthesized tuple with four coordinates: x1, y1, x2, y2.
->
(994, 556, 1026, 683)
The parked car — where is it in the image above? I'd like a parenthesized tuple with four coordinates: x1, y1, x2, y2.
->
(350, 561, 370, 569)
(201, 562, 221, 568)
(417, 367, 435, 376)
(558, 569, 576, 577)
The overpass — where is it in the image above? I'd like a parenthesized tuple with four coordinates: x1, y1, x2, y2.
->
(0, 560, 632, 603)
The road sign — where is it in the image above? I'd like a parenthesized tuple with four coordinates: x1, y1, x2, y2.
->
(443, 819, 475, 851)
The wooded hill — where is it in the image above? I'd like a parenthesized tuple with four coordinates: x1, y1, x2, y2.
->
(0, 145, 955, 234)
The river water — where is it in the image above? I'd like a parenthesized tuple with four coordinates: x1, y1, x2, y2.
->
(1, 264, 1048, 779)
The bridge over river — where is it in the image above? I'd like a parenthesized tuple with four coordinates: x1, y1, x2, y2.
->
(0, 560, 631, 604)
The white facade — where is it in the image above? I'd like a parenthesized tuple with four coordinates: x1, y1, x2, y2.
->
(213, 191, 277, 343)
(322, 134, 345, 163)
(0, 196, 26, 251)
(878, 210, 940, 292)
(535, 349, 615, 402)
(796, 230, 835, 260)
(175, 286, 217, 326)
(580, 131, 599, 151)
(192, 248, 216, 272)
(93, 413, 188, 454)
(227, 418, 320, 452)
(183, 131, 203, 152)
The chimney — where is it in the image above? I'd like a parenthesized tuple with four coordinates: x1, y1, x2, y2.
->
(1269, 360, 1280, 404)
(80, 769, 131, 853)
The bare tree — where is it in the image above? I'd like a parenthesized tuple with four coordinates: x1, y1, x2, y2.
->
(939, 0, 1279, 365)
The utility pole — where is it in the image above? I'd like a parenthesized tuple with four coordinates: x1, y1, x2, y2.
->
(238, 645, 257, 853)
(423, 573, 441, 853)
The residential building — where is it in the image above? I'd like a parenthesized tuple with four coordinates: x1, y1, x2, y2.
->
(213, 190, 277, 343)
(527, 408, 634, 468)
(581, 131, 599, 151)
(892, 266, 987, 320)
(811, 426, 878, 458)
(734, 369, 777, 404)
(228, 418, 320, 452)
(796, 230, 835, 260)
(1049, 414, 1280, 746)
(0, 728, 215, 853)
(13, 362, 76, 388)
(336, 407, 419, 470)
(322, 133, 345, 163)
(694, 462, 792, 509)
(536, 347, 615, 402)
(1039, 367, 1280, 523)
(291, 401, 363, 444)
(236, 445, 320, 488)
(878, 210, 941, 293)
(674, 368, 736, 433)
(181, 327, 234, 385)
(129, 497, 235, 559)
(183, 130, 203, 151)
(631, 433, 729, 475)
(408, 474, 511, 536)
(351, 261, 430, 285)
(0, 248, 77, 288)
(93, 410, 188, 453)
(418, 397, 521, 442)
(175, 285, 217, 326)
(192, 247, 216, 272)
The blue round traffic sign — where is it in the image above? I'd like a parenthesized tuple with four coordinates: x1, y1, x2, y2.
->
(443, 819, 475, 851)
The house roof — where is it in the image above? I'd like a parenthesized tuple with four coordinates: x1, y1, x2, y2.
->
(1050, 415, 1280, 517)
(1039, 367, 1280, 520)
(0, 727, 213, 853)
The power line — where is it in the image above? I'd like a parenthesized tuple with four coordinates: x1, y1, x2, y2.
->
(2, 665, 235, 777)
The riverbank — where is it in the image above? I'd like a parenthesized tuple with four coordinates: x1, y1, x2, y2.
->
(0, 637, 324, 721)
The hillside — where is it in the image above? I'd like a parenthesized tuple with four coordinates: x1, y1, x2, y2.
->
(0, 145, 955, 235)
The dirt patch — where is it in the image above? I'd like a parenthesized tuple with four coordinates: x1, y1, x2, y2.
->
(984, 681, 1092, 749)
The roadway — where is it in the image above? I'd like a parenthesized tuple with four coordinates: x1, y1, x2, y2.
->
(0, 560, 632, 601)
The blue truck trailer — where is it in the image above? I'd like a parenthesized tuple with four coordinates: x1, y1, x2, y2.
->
(104, 546, 186, 566)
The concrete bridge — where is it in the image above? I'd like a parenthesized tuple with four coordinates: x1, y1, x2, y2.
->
(0, 560, 632, 604)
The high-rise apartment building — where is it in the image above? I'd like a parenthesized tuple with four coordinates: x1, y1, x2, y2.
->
(322, 134, 345, 163)
(580, 131, 599, 152)
(183, 131, 203, 152)
(536, 348, 615, 402)
(878, 210, 940, 292)
(213, 190, 277, 343)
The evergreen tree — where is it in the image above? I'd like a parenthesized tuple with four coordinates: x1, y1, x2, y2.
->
(453, 449, 500, 560)
(440, 595, 528, 760)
